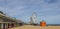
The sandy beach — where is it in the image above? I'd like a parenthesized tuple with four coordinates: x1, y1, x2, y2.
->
(10, 25, 60, 29)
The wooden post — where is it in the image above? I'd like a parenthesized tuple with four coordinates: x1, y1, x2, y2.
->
(1, 23, 3, 29)
(3, 23, 5, 29)
(19, 23, 23, 26)
(6, 23, 8, 29)
(8, 23, 11, 28)
(10, 23, 15, 28)
(0, 23, 1, 29)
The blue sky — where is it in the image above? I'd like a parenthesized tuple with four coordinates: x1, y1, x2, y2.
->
(0, 0, 60, 24)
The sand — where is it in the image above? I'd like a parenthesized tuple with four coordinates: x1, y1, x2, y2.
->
(10, 25, 60, 29)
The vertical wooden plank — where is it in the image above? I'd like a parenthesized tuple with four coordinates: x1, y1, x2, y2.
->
(1, 23, 3, 29)
(11, 23, 14, 28)
(8, 23, 10, 28)
(5, 23, 6, 29)
(5, 23, 8, 29)
(3, 23, 5, 29)
(19, 23, 23, 26)
(0, 23, 1, 29)
(6, 23, 8, 29)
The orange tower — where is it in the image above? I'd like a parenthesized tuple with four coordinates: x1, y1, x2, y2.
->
(40, 20, 46, 27)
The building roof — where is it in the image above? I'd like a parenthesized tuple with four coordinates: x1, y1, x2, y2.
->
(0, 13, 22, 23)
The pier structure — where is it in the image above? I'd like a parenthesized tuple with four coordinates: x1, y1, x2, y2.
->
(0, 11, 23, 29)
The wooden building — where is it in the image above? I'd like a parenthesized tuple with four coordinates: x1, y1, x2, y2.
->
(0, 11, 23, 29)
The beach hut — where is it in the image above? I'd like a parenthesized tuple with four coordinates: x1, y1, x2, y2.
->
(40, 20, 46, 27)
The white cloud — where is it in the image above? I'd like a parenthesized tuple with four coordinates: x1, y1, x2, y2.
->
(0, 6, 25, 17)
(0, 0, 4, 2)
(0, 0, 60, 24)
(37, 15, 60, 24)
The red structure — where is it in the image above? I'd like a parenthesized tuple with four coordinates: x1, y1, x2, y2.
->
(10, 23, 15, 28)
(40, 20, 46, 27)
(8, 23, 15, 28)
